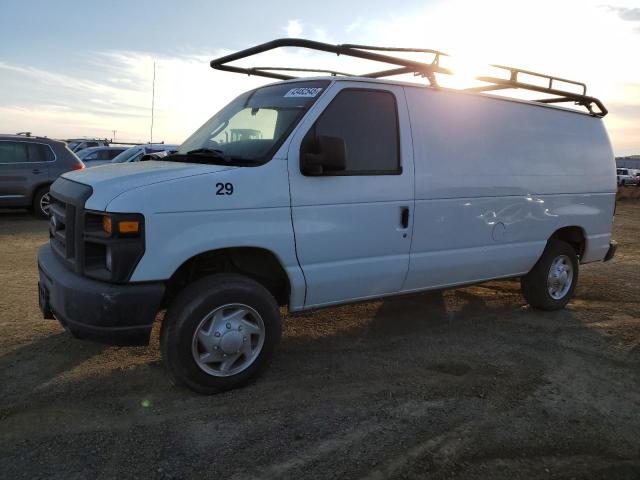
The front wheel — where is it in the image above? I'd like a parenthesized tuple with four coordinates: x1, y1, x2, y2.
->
(521, 240, 578, 311)
(161, 273, 281, 394)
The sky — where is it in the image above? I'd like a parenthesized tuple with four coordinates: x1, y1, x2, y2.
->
(0, 0, 639, 155)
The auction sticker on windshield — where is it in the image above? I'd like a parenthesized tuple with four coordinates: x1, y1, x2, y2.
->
(284, 87, 323, 98)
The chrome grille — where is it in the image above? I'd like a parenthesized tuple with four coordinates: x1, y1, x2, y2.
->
(49, 194, 75, 262)
(47, 178, 92, 273)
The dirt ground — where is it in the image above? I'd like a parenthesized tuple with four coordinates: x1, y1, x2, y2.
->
(1, 200, 639, 480)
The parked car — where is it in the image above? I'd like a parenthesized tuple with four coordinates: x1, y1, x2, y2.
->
(78, 146, 128, 166)
(616, 168, 639, 186)
(140, 150, 171, 161)
(108, 144, 179, 165)
(78, 145, 177, 167)
(0, 134, 84, 217)
(37, 40, 617, 395)
(66, 139, 110, 153)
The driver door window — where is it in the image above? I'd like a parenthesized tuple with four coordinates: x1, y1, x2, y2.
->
(302, 89, 400, 175)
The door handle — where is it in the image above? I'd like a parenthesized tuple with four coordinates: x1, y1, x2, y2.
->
(32, 169, 41, 174)
(400, 207, 410, 229)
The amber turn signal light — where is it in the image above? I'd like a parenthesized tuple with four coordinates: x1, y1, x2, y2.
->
(102, 215, 140, 235)
(118, 221, 140, 234)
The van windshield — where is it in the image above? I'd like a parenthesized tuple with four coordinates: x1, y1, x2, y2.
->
(171, 80, 329, 165)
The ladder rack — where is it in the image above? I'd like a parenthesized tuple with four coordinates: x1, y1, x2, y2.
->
(210, 38, 607, 117)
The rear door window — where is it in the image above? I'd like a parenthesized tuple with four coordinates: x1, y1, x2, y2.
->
(0, 141, 29, 163)
(27, 143, 55, 162)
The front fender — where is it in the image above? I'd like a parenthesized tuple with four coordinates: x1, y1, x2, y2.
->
(106, 159, 306, 310)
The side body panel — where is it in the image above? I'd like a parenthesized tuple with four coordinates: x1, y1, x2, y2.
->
(402, 86, 616, 292)
(106, 158, 307, 309)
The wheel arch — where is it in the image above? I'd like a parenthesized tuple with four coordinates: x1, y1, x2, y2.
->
(162, 247, 293, 308)
(548, 225, 586, 258)
(31, 181, 52, 201)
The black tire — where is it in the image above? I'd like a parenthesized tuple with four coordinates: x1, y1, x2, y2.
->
(521, 240, 579, 311)
(161, 273, 281, 394)
(32, 186, 51, 219)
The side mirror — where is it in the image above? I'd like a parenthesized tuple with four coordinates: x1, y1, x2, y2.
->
(301, 135, 347, 175)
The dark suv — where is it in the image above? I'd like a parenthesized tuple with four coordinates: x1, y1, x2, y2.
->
(0, 134, 85, 217)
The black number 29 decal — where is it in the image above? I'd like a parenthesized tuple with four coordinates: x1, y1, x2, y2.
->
(216, 182, 234, 195)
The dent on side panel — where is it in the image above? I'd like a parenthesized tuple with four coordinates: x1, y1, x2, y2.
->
(403, 195, 548, 290)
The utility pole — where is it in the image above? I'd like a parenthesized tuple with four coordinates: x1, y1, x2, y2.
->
(112, 130, 117, 142)
(150, 61, 156, 145)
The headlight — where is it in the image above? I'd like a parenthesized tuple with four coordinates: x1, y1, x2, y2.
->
(84, 211, 145, 283)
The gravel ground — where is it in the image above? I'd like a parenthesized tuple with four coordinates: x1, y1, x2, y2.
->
(0, 201, 639, 480)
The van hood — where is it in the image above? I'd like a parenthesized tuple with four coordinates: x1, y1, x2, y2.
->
(62, 160, 234, 210)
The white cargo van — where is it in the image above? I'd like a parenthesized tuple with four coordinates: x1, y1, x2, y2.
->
(38, 39, 617, 394)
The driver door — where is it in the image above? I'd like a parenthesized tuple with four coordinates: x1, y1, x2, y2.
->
(287, 82, 415, 308)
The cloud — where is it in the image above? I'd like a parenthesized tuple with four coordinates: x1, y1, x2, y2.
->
(0, 45, 361, 143)
(284, 19, 303, 37)
(0, 51, 272, 143)
(346, 17, 363, 34)
(1, 1, 639, 154)
(602, 6, 640, 21)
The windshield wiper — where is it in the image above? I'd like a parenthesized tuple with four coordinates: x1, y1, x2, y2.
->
(165, 148, 256, 166)
(186, 148, 232, 162)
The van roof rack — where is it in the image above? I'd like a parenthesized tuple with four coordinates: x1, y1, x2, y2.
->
(210, 38, 607, 117)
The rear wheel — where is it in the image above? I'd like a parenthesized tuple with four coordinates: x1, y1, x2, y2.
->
(521, 240, 578, 311)
(161, 273, 281, 394)
(33, 186, 51, 218)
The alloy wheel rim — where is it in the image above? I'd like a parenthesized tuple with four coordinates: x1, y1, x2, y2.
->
(191, 303, 265, 377)
(547, 255, 573, 300)
(40, 193, 51, 216)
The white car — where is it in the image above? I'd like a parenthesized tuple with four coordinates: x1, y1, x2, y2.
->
(616, 168, 639, 186)
(37, 39, 617, 394)
(85, 144, 179, 167)
(65, 139, 110, 153)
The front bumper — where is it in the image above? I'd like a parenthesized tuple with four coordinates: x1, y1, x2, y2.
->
(603, 240, 617, 262)
(37, 244, 165, 345)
